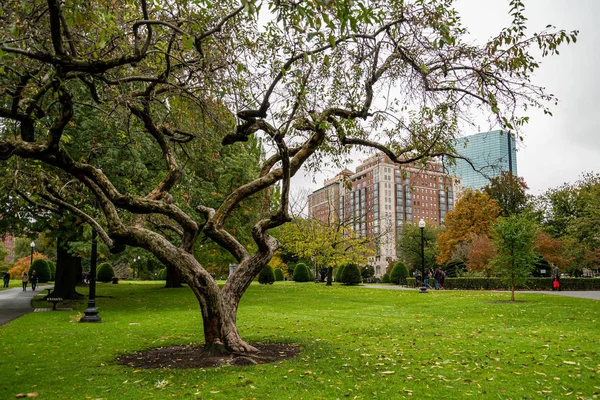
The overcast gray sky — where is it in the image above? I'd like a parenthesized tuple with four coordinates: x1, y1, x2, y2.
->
(293, 0, 599, 197)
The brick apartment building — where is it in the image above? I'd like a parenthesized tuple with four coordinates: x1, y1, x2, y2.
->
(308, 153, 462, 277)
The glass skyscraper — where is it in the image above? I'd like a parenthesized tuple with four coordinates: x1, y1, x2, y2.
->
(451, 130, 517, 190)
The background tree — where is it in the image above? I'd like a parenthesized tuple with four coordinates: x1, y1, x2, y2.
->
(360, 265, 375, 283)
(535, 173, 600, 276)
(397, 223, 441, 274)
(534, 232, 569, 270)
(278, 217, 374, 286)
(0, 243, 8, 264)
(437, 189, 501, 264)
(465, 235, 497, 277)
(0, 0, 576, 357)
(491, 215, 539, 301)
(483, 172, 530, 217)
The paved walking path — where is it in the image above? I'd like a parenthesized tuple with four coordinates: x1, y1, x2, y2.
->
(0, 285, 52, 326)
(361, 284, 600, 300)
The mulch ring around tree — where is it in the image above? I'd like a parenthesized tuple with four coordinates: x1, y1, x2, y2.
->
(117, 343, 301, 369)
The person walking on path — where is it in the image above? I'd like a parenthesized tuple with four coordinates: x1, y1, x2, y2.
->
(21, 271, 29, 291)
(2, 272, 9, 288)
(30, 270, 38, 291)
(439, 269, 446, 290)
(424, 269, 432, 289)
(552, 264, 561, 291)
(434, 268, 442, 290)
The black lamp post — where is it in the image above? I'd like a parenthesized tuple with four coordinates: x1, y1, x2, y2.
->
(29, 241, 35, 267)
(419, 219, 428, 294)
(80, 225, 101, 322)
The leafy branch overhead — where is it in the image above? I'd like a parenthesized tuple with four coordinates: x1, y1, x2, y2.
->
(0, 0, 578, 355)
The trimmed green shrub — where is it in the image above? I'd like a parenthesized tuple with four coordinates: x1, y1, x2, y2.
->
(390, 261, 409, 284)
(97, 262, 115, 283)
(29, 259, 50, 283)
(293, 263, 311, 282)
(258, 265, 275, 285)
(158, 268, 167, 280)
(335, 264, 346, 282)
(381, 273, 390, 283)
(47, 261, 56, 281)
(340, 263, 361, 285)
(274, 268, 284, 281)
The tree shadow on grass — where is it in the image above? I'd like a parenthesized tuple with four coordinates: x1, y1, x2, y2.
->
(489, 300, 536, 304)
(117, 342, 301, 369)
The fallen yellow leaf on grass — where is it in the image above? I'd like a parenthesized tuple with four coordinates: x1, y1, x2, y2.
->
(15, 393, 38, 398)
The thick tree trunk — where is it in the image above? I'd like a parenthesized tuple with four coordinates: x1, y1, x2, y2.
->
(52, 237, 83, 299)
(326, 266, 333, 286)
(165, 264, 183, 288)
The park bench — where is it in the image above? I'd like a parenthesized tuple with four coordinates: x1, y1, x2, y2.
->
(46, 297, 63, 310)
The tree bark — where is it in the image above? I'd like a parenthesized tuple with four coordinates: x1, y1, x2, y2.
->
(326, 266, 333, 286)
(165, 264, 183, 288)
(52, 237, 83, 299)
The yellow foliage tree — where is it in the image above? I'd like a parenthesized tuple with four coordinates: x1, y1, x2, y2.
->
(437, 189, 501, 264)
(269, 252, 287, 276)
(278, 218, 375, 285)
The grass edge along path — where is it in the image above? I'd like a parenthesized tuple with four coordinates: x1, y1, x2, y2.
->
(1, 282, 598, 399)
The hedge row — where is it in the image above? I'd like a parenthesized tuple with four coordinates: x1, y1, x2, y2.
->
(405, 277, 600, 291)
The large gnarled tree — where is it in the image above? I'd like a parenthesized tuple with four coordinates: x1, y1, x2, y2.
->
(0, 0, 576, 355)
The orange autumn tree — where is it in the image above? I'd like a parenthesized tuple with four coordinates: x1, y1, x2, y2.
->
(8, 252, 48, 279)
(466, 235, 497, 276)
(437, 189, 501, 264)
(534, 232, 569, 268)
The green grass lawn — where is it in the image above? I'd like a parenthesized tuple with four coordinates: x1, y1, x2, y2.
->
(1, 282, 599, 399)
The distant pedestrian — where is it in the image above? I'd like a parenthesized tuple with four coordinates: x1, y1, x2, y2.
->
(552, 264, 560, 291)
(440, 269, 446, 290)
(2, 272, 9, 288)
(424, 269, 431, 288)
(434, 268, 442, 290)
(21, 271, 29, 291)
(30, 270, 38, 291)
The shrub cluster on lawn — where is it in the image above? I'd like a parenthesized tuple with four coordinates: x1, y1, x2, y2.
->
(390, 261, 409, 284)
(293, 263, 311, 282)
(274, 268, 284, 281)
(97, 262, 115, 283)
(29, 259, 51, 283)
(340, 263, 361, 285)
(258, 265, 275, 284)
(381, 273, 390, 283)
